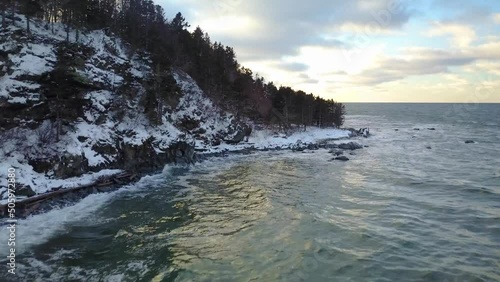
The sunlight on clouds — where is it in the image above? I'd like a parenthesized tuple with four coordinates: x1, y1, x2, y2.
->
(426, 22, 476, 48)
(195, 15, 258, 37)
(336, 22, 403, 35)
(464, 61, 500, 76)
(286, 45, 385, 75)
(158, 0, 500, 102)
(494, 14, 500, 24)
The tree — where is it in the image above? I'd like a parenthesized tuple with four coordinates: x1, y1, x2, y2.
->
(1, 0, 6, 29)
(23, 0, 42, 33)
(171, 12, 189, 31)
(7, 0, 344, 130)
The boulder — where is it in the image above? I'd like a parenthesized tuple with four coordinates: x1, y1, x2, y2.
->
(211, 138, 221, 146)
(338, 142, 363, 150)
(323, 144, 339, 149)
(223, 122, 252, 144)
(465, 140, 475, 144)
(358, 128, 370, 137)
(54, 154, 90, 178)
(307, 143, 319, 150)
(427, 128, 436, 131)
(335, 156, 350, 161)
(328, 149, 344, 156)
(345, 128, 359, 137)
(16, 185, 36, 197)
(426, 146, 432, 149)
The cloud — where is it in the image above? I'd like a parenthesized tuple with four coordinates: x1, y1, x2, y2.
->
(426, 22, 476, 47)
(277, 62, 310, 72)
(159, 0, 414, 62)
(297, 74, 320, 85)
(429, 0, 498, 24)
(157, 0, 500, 102)
(339, 42, 500, 86)
(494, 14, 500, 24)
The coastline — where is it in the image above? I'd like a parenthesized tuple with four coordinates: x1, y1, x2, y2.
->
(0, 127, 367, 218)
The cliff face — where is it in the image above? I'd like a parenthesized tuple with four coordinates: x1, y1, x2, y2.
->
(0, 14, 248, 199)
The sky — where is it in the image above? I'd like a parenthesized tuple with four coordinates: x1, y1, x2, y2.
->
(157, 0, 500, 103)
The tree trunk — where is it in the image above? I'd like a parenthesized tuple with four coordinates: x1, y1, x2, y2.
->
(56, 103, 60, 142)
(10, 0, 15, 25)
(26, 14, 30, 33)
(1, 9, 5, 29)
(51, 8, 56, 34)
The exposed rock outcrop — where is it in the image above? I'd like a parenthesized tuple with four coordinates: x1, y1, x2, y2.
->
(338, 142, 363, 150)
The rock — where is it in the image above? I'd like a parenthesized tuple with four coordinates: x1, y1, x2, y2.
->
(329, 150, 344, 156)
(77, 136, 88, 142)
(364, 145, 370, 148)
(338, 142, 363, 150)
(394, 129, 399, 131)
(16, 185, 36, 197)
(427, 128, 436, 131)
(327, 150, 343, 155)
(224, 129, 246, 144)
(426, 146, 432, 149)
(28, 158, 55, 174)
(413, 128, 420, 131)
(54, 154, 89, 178)
(345, 128, 359, 137)
(291, 140, 306, 151)
(465, 140, 475, 144)
(211, 138, 221, 146)
(324, 144, 338, 149)
(192, 127, 207, 134)
(358, 128, 370, 137)
(223, 122, 252, 144)
(349, 152, 356, 156)
(335, 156, 350, 161)
(307, 143, 319, 150)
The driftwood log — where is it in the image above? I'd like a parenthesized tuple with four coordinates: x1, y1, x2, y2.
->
(0, 171, 139, 218)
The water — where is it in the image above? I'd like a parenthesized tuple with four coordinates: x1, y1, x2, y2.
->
(1, 103, 499, 282)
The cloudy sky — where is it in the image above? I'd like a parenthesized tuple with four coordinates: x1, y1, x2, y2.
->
(158, 0, 500, 102)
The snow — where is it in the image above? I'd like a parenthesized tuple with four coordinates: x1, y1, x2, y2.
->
(0, 13, 353, 204)
(85, 90, 113, 112)
(172, 70, 234, 139)
(10, 44, 55, 76)
(196, 127, 351, 154)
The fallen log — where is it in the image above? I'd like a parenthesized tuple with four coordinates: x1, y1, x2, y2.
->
(0, 171, 138, 218)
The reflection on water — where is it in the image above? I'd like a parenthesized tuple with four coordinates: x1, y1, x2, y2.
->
(169, 163, 272, 272)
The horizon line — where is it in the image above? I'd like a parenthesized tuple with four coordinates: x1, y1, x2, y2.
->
(340, 101, 500, 104)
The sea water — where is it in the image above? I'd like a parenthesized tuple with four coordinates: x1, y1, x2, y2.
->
(1, 103, 499, 281)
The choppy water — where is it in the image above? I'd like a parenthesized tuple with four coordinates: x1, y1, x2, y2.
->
(1, 103, 500, 282)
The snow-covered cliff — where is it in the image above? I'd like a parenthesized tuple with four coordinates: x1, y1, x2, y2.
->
(0, 14, 351, 202)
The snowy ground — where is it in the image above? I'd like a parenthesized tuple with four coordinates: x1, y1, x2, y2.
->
(0, 14, 353, 205)
(198, 127, 351, 153)
(0, 127, 351, 204)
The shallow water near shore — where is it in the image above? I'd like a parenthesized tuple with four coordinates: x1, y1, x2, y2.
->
(1, 103, 499, 281)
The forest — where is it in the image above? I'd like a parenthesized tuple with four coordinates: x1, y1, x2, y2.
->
(2, 0, 345, 128)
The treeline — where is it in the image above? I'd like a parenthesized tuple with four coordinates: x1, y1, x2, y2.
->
(3, 0, 345, 128)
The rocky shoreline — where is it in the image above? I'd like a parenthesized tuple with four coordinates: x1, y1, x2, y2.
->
(0, 133, 367, 219)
